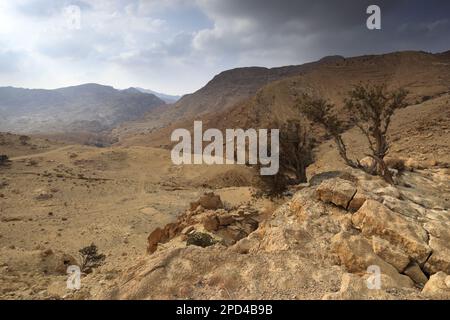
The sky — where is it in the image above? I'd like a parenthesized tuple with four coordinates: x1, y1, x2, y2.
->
(0, 0, 449, 95)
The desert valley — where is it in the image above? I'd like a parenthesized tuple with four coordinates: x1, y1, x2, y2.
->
(0, 49, 449, 300)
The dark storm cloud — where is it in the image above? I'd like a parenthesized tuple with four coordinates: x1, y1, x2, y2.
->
(1, 0, 449, 93)
(194, 0, 450, 65)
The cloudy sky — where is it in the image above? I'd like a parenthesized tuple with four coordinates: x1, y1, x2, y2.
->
(0, 0, 449, 95)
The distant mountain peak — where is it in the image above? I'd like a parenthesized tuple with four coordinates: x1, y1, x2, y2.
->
(133, 87, 181, 104)
(122, 87, 143, 94)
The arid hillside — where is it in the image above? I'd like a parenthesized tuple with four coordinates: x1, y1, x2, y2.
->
(115, 50, 450, 154)
(112, 56, 344, 139)
(0, 133, 66, 158)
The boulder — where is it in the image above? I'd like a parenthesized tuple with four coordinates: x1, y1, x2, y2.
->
(372, 186, 401, 199)
(359, 157, 376, 171)
(240, 219, 259, 235)
(47, 280, 69, 298)
(202, 213, 220, 232)
(147, 228, 164, 254)
(347, 191, 367, 212)
(352, 200, 431, 264)
(372, 236, 410, 272)
(381, 196, 422, 219)
(422, 272, 450, 299)
(198, 193, 223, 210)
(331, 232, 413, 288)
(316, 178, 357, 209)
(218, 226, 248, 245)
(423, 221, 450, 275)
(230, 238, 254, 254)
(181, 226, 195, 235)
(39, 249, 77, 275)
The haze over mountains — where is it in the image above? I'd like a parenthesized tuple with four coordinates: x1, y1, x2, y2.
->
(0, 84, 165, 134)
(133, 88, 181, 104)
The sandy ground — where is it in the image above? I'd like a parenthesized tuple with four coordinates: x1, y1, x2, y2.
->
(0, 138, 265, 299)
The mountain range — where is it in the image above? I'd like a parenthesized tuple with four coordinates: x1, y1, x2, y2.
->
(114, 50, 450, 147)
(1, 50, 450, 148)
(0, 84, 165, 134)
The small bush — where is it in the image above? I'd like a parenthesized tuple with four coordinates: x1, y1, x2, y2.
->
(79, 243, 105, 273)
(186, 232, 217, 248)
(421, 95, 432, 103)
(257, 120, 314, 197)
(258, 171, 289, 198)
(0, 155, 9, 166)
(19, 135, 30, 145)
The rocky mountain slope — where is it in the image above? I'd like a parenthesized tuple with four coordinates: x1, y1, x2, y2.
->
(114, 50, 450, 148)
(112, 56, 344, 139)
(0, 84, 165, 134)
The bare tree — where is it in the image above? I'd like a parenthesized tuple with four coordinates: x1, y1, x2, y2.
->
(299, 84, 408, 184)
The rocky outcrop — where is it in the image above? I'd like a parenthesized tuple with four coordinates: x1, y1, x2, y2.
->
(331, 232, 413, 288)
(100, 168, 450, 300)
(147, 193, 260, 253)
(423, 221, 450, 275)
(352, 200, 431, 264)
(422, 272, 450, 299)
(315, 178, 357, 209)
(190, 192, 223, 210)
(371, 236, 410, 272)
